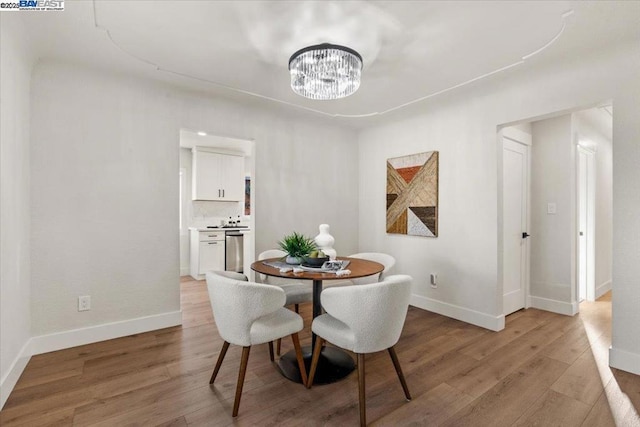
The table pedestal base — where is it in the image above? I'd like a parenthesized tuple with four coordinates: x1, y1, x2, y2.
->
(277, 345, 355, 385)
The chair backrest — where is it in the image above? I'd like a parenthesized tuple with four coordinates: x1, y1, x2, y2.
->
(206, 271, 285, 346)
(257, 249, 292, 286)
(319, 274, 412, 353)
(348, 252, 396, 284)
(259, 249, 287, 260)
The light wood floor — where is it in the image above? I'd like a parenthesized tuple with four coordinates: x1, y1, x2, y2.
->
(2, 279, 639, 426)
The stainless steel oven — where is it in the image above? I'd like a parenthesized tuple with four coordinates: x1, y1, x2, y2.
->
(225, 231, 244, 273)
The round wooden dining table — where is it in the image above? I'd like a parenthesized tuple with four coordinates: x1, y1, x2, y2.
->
(251, 256, 384, 385)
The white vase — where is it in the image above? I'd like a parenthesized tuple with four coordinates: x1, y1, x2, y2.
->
(314, 224, 337, 260)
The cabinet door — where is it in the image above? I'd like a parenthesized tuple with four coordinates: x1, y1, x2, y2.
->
(220, 154, 244, 201)
(199, 241, 225, 274)
(192, 150, 244, 201)
(192, 151, 223, 200)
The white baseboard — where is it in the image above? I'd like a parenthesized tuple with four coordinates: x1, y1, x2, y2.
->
(1, 340, 32, 410)
(609, 346, 640, 375)
(30, 310, 182, 356)
(180, 266, 190, 277)
(529, 295, 578, 316)
(410, 294, 505, 331)
(595, 280, 612, 299)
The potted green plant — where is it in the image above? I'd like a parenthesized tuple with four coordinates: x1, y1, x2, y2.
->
(278, 231, 317, 265)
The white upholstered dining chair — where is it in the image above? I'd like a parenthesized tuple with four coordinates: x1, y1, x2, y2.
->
(257, 249, 313, 312)
(306, 274, 412, 426)
(258, 249, 313, 355)
(324, 252, 396, 288)
(206, 271, 307, 417)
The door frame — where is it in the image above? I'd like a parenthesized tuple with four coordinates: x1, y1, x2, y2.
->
(576, 143, 596, 301)
(499, 126, 532, 316)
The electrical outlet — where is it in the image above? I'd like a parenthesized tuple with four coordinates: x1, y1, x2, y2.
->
(430, 274, 438, 289)
(78, 295, 91, 312)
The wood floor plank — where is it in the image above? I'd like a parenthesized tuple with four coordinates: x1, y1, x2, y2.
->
(512, 389, 591, 426)
(446, 315, 573, 398)
(87, 385, 226, 427)
(156, 415, 189, 427)
(582, 373, 640, 427)
(458, 313, 542, 360)
(11, 359, 84, 391)
(442, 355, 570, 426)
(372, 382, 474, 426)
(71, 370, 209, 426)
(581, 388, 616, 427)
(550, 348, 609, 405)
(541, 319, 591, 364)
(1, 284, 636, 427)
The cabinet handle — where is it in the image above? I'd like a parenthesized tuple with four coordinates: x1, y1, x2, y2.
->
(208, 242, 218, 245)
(207, 235, 217, 237)
(222, 189, 225, 197)
(218, 189, 221, 197)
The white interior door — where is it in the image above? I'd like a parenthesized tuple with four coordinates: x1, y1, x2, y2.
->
(577, 146, 595, 301)
(503, 136, 530, 315)
(578, 150, 588, 301)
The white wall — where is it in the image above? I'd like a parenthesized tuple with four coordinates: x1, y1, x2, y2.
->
(179, 148, 192, 276)
(610, 88, 640, 375)
(357, 38, 640, 360)
(0, 15, 35, 408)
(573, 109, 613, 297)
(530, 115, 574, 306)
(29, 61, 359, 337)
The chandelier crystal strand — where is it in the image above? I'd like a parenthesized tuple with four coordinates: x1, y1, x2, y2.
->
(289, 44, 362, 100)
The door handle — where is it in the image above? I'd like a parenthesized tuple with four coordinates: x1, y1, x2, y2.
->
(522, 232, 531, 239)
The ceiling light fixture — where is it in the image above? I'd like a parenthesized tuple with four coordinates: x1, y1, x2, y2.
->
(288, 43, 363, 100)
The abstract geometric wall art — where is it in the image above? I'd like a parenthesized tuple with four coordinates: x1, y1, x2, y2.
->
(386, 151, 439, 237)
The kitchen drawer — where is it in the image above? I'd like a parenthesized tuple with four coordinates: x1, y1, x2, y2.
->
(199, 231, 224, 242)
(198, 241, 225, 274)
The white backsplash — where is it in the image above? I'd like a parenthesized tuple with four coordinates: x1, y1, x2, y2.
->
(191, 201, 243, 227)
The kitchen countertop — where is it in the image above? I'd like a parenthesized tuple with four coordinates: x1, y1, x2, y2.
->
(189, 226, 251, 232)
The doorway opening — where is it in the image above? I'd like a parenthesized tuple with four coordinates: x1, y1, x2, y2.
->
(178, 130, 256, 282)
(499, 103, 612, 316)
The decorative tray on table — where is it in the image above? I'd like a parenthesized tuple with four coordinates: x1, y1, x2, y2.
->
(300, 260, 350, 273)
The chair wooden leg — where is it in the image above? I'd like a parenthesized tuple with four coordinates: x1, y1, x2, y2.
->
(276, 338, 281, 356)
(294, 304, 299, 313)
(306, 337, 324, 388)
(291, 333, 308, 385)
(388, 346, 411, 400)
(209, 341, 230, 384)
(268, 341, 274, 362)
(232, 346, 251, 417)
(357, 353, 366, 427)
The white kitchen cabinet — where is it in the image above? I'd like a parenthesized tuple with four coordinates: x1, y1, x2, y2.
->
(190, 230, 225, 279)
(192, 147, 244, 201)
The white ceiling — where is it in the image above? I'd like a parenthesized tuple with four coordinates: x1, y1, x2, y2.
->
(19, 1, 640, 123)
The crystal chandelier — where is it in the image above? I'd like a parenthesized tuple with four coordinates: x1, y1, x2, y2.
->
(288, 43, 363, 100)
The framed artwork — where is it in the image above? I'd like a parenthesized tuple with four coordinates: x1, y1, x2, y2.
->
(244, 177, 251, 215)
(386, 151, 439, 237)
